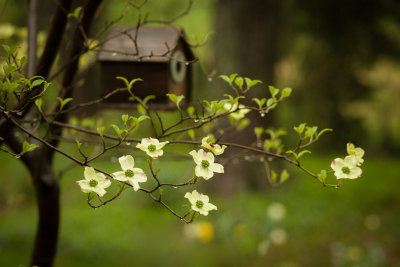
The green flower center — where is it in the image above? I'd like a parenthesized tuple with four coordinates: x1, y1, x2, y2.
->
(89, 179, 98, 187)
(148, 144, 156, 152)
(342, 167, 350, 174)
(125, 169, 134, 177)
(196, 200, 204, 209)
(201, 160, 210, 168)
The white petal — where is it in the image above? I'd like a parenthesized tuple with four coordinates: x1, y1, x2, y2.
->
(204, 202, 217, 211)
(195, 166, 214, 180)
(129, 181, 140, 191)
(148, 149, 163, 158)
(156, 141, 169, 149)
(209, 163, 224, 173)
(84, 167, 97, 180)
(198, 193, 209, 203)
(349, 167, 362, 179)
(189, 150, 201, 165)
(141, 138, 153, 146)
(330, 158, 344, 171)
(344, 155, 357, 167)
(98, 177, 111, 188)
(203, 150, 215, 163)
(136, 143, 148, 152)
(95, 172, 106, 181)
(132, 169, 147, 182)
(93, 187, 107, 197)
(119, 155, 134, 170)
(112, 171, 128, 182)
(77, 180, 92, 193)
(198, 209, 209, 216)
(184, 192, 192, 199)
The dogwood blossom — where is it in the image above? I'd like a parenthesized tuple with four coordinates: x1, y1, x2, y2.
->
(112, 155, 147, 191)
(347, 142, 364, 165)
(136, 137, 169, 158)
(76, 167, 111, 197)
(331, 155, 362, 179)
(201, 136, 227, 155)
(189, 149, 224, 180)
(184, 190, 217, 216)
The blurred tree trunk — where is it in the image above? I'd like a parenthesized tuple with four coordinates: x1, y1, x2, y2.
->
(29, 148, 60, 267)
(214, 0, 283, 194)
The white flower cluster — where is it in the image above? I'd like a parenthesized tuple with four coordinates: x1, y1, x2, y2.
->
(76, 136, 227, 217)
(330, 143, 365, 180)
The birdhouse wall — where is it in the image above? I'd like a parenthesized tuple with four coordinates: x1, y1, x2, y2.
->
(100, 61, 169, 105)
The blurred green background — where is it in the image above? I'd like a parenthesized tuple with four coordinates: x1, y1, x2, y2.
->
(1, 0, 400, 266)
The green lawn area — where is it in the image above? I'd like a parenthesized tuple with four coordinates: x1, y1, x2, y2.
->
(0, 152, 399, 266)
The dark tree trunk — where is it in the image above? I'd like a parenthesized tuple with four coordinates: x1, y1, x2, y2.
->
(214, 0, 283, 194)
(29, 148, 60, 267)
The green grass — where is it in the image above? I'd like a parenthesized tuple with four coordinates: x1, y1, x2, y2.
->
(0, 153, 399, 266)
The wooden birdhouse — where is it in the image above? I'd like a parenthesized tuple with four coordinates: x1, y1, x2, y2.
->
(97, 26, 194, 109)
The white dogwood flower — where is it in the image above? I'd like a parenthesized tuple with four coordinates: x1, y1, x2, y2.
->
(112, 155, 147, 191)
(347, 142, 365, 165)
(331, 155, 362, 179)
(185, 190, 217, 216)
(189, 149, 224, 180)
(201, 136, 227, 155)
(136, 137, 169, 158)
(76, 167, 111, 197)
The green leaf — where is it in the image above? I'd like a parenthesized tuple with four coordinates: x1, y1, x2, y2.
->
(20, 56, 27, 67)
(75, 140, 82, 149)
(137, 115, 149, 123)
(271, 170, 277, 183)
(297, 150, 311, 159)
(318, 169, 327, 181)
(304, 126, 318, 138)
(187, 106, 195, 116)
(121, 114, 129, 124)
(245, 77, 263, 90)
(317, 128, 333, 139)
(137, 104, 146, 115)
(285, 150, 298, 160)
(234, 77, 244, 89)
(116, 76, 129, 88)
(128, 78, 143, 89)
(56, 97, 73, 111)
(266, 98, 276, 108)
(229, 73, 238, 82)
(237, 118, 250, 130)
(280, 169, 290, 183)
(268, 86, 279, 97)
(254, 127, 264, 138)
(252, 98, 266, 108)
(22, 140, 39, 154)
(111, 124, 120, 136)
(293, 123, 306, 135)
(167, 93, 185, 108)
(97, 126, 105, 136)
(68, 6, 82, 19)
(280, 88, 292, 99)
(187, 129, 195, 140)
(219, 75, 231, 85)
(2, 44, 10, 54)
(35, 98, 42, 110)
(31, 79, 44, 88)
(142, 95, 155, 105)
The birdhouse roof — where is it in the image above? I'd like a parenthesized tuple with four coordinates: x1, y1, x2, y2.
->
(97, 26, 194, 63)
